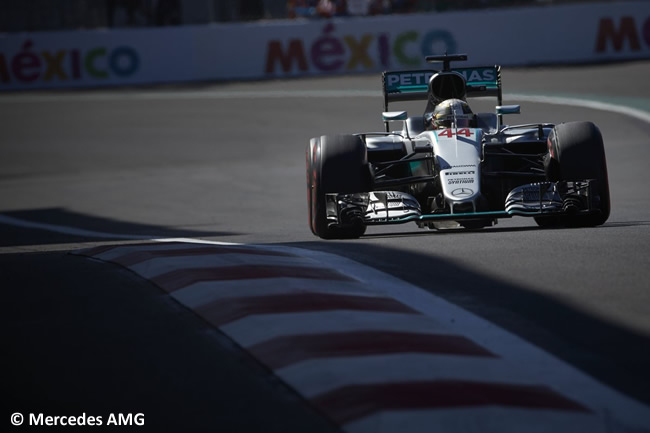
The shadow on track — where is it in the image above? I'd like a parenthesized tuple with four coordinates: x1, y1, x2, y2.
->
(360, 221, 650, 240)
(289, 239, 650, 406)
(361, 225, 542, 239)
(601, 220, 650, 228)
(4, 250, 337, 433)
(0, 208, 241, 247)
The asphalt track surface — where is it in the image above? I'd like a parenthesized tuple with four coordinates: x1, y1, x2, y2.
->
(3, 61, 650, 431)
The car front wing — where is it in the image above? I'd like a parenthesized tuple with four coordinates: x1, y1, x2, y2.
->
(325, 181, 602, 227)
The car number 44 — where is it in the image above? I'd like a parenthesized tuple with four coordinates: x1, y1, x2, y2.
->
(437, 128, 473, 137)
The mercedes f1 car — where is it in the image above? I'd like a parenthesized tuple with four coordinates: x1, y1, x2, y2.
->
(306, 54, 610, 239)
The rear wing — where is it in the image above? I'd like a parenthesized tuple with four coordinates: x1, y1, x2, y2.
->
(382, 66, 502, 111)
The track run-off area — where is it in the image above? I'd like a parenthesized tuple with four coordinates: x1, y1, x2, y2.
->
(3, 61, 650, 432)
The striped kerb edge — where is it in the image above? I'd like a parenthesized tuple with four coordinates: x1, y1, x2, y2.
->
(75, 241, 639, 433)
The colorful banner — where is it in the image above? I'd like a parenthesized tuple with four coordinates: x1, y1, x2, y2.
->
(0, 28, 194, 90)
(0, 1, 648, 90)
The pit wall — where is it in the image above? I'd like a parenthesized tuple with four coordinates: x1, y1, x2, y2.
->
(0, 1, 648, 90)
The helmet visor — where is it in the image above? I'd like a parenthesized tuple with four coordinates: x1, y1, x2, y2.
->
(434, 115, 471, 129)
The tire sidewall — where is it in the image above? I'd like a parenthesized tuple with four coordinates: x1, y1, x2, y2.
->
(547, 121, 610, 226)
(306, 134, 369, 239)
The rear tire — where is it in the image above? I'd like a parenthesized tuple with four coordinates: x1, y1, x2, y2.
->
(536, 121, 610, 227)
(306, 135, 370, 239)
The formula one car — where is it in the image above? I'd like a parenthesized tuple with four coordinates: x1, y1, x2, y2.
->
(306, 54, 610, 239)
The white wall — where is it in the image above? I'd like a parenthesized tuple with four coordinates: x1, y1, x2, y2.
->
(1, 1, 648, 90)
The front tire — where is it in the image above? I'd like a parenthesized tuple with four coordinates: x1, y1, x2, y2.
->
(536, 121, 610, 227)
(306, 134, 370, 239)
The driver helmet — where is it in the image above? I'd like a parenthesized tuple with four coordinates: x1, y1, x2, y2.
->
(430, 99, 474, 129)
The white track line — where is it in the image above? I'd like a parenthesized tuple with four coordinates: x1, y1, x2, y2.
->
(2, 89, 648, 128)
(507, 93, 650, 124)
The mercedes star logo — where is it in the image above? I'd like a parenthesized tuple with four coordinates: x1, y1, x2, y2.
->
(451, 188, 474, 197)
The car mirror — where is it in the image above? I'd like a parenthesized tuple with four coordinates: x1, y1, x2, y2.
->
(382, 111, 408, 121)
(496, 105, 521, 115)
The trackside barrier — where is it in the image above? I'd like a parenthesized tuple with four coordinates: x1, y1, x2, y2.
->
(0, 1, 648, 90)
